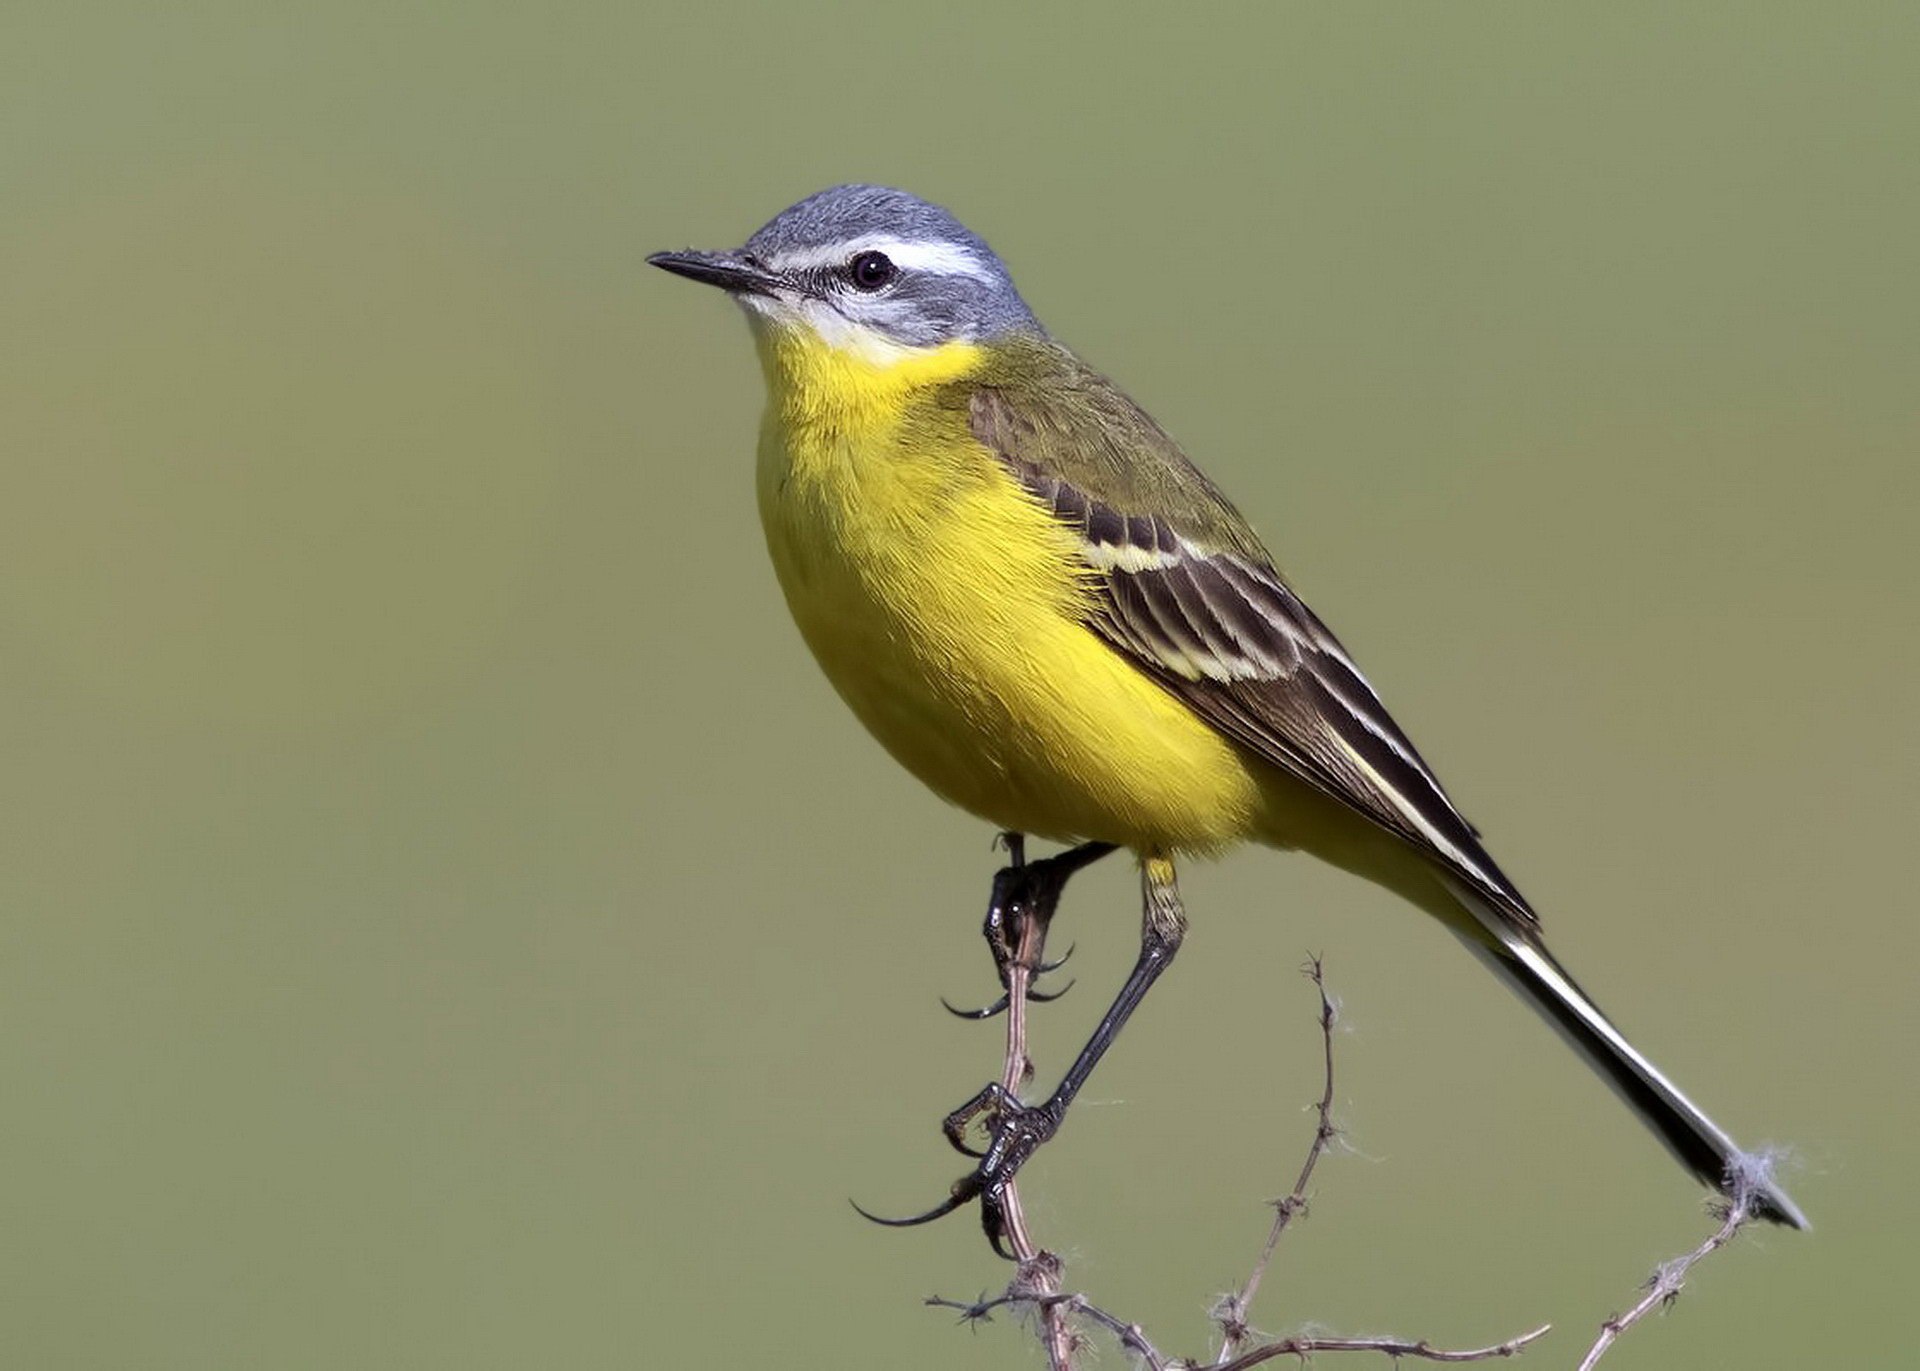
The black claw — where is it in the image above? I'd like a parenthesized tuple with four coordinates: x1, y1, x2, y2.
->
(850, 1180, 982, 1229)
(979, 1190, 1016, 1259)
(1035, 942, 1076, 976)
(940, 994, 1010, 1021)
(1026, 978, 1075, 1004)
(850, 1169, 1016, 1258)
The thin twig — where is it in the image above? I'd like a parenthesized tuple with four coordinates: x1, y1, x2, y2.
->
(1575, 1156, 1771, 1370)
(1063, 1292, 1171, 1369)
(1215, 955, 1339, 1360)
(1207, 1324, 1553, 1369)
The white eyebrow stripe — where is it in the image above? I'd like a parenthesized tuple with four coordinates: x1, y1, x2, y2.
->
(768, 234, 994, 281)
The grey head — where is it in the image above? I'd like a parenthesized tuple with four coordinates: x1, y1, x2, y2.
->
(650, 185, 1039, 351)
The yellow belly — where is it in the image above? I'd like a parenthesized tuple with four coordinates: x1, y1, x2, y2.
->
(755, 386, 1270, 854)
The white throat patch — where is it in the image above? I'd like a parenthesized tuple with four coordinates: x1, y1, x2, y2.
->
(742, 294, 930, 368)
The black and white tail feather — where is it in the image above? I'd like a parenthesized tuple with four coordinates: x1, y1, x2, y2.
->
(1446, 879, 1807, 1229)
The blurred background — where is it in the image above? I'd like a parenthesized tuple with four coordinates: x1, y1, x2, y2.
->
(4, 3, 1914, 1366)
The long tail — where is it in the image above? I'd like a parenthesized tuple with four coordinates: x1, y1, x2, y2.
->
(1446, 883, 1807, 1229)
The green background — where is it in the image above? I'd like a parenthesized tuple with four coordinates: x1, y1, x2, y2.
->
(4, 3, 1913, 1366)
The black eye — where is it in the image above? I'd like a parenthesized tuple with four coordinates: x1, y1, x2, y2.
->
(847, 250, 898, 291)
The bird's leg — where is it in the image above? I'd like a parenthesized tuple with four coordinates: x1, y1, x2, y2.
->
(937, 836, 1115, 1157)
(941, 835, 1116, 1022)
(861, 855, 1187, 1256)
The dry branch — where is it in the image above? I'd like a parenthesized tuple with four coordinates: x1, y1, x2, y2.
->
(916, 860, 1787, 1369)
(930, 952, 1545, 1368)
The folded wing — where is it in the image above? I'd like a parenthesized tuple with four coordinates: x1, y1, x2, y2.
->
(972, 383, 1536, 930)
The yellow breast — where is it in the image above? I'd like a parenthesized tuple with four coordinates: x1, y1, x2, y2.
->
(750, 325, 1270, 854)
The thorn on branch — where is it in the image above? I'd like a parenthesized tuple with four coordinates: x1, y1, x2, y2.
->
(925, 1292, 1009, 1327)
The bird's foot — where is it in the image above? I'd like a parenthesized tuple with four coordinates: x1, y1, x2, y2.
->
(941, 839, 1110, 1019)
(853, 1084, 1063, 1258)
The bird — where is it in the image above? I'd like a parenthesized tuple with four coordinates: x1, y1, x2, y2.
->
(649, 183, 1806, 1235)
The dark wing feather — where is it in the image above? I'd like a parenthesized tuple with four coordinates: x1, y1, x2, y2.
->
(974, 386, 1536, 929)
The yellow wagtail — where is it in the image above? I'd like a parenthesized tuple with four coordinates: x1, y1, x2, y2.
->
(650, 184, 1805, 1234)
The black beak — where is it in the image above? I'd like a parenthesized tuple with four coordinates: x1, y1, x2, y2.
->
(647, 248, 782, 297)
